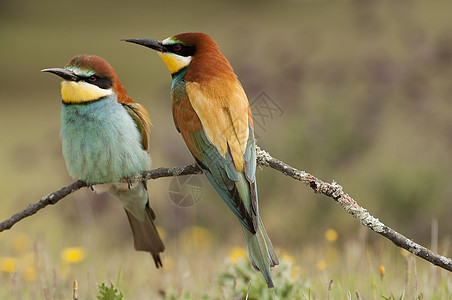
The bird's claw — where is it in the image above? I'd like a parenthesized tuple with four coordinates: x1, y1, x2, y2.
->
(86, 183, 94, 191)
(126, 178, 132, 190)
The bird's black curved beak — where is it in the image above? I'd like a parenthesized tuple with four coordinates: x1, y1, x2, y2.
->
(122, 38, 166, 52)
(41, 68, 78, 81)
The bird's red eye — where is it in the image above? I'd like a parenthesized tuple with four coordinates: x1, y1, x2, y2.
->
(173, 44, 182, 51)
(89, 75, 96, 82)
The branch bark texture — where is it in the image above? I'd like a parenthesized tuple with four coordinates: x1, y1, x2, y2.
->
(1, 148, 451, 273)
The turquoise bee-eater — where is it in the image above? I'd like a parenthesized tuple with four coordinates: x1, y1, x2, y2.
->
(42, 55, 165, 267)
(124, 33, 279, 287)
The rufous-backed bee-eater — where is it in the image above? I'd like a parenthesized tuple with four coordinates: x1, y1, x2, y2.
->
(123, 33, 279, 287)
(42, 55, 165, 267)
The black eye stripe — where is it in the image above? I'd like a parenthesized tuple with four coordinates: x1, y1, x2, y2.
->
(164, 43, 196, 57)
(77, 75, 113, 89)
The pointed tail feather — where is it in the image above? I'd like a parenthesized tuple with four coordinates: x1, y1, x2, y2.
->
(125, 207, 165, 268)
(258, 216, 279, 267)
(241, 218, 279, 288)
(109, 182, 165, 268)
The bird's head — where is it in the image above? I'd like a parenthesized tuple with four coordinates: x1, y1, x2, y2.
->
(42, 55, 132, 104)
(123, 33, 235, 81)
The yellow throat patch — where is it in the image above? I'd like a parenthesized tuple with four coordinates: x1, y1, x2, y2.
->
(158, 52, 192, 75)
(61, 80, 113, 103)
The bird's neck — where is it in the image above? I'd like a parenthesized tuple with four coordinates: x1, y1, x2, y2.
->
(184, 51, 236, 83)
(171, 66, 189, 89)
(61, 94, 119, 119)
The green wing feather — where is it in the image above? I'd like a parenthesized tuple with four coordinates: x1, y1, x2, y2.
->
(189, 126, 258, 233)
(122, 103, 152, 151)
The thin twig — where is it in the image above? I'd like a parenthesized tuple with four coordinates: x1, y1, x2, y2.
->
(0, 180, 87, 232)
(0, 148, 451, 274)
(254, 147, 452, 272)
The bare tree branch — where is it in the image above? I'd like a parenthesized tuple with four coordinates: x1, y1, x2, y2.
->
(1, 148, 451, 273)
(255, 147, 452, 272)
(1, 180, 87, 232)
(0, 164, 202, 232)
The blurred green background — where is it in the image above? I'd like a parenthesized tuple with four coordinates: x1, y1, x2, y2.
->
(1, 0, 451, 298)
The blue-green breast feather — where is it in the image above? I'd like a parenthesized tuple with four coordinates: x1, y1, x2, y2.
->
(60, 96, 150, 184)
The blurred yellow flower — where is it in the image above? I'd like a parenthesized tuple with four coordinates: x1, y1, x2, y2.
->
(180, 226, 213, 252)
(60, 247, 86, 264)
(325, 229, 338, 242)
(23, 266, 37, 281)
(379, 264, 386, 277)
(282, 253, 295, 264)
(229, 247, 247, 264)
(316, 260, 327, 271)
(0, 257, 17, 273)
(13, 233, 31, 253)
